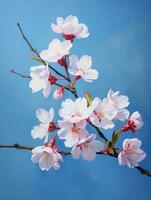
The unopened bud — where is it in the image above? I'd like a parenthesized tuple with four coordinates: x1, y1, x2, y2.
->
(48, 74, 57, 84)
(53, 87, 64, 99)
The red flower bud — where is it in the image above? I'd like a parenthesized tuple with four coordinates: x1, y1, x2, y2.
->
(48, 122, 56, 132)
(58, 57, 67, 67)
(48, 75, 57, 84)
(74, 75, 81, 81)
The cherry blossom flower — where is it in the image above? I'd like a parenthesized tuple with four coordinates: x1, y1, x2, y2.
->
(29, 65, 52, 97)
(40, 39, 72, 63)
(89, 97, 117, 129)
(51, 15, 89, 41)
(118, 138, 146, 168)
(71, 134, 105, 161)
(58, 120, 88, 147)
(107, 89, 130, 121)
(59, 97, 93, 123)
(31, 108, 56, 142)
(121, 111, 143, 133)
(69, 55, 98, 82)
(31, 145, 63, 171)
(53, 87, 65, 99)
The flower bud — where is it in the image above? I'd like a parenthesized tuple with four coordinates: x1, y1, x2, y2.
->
(48, 74, 57, 84)
(48, 122, 56, 132)
(74, 75, 81, 81)
(58, 57, 67, 67)
(53, 87, 64, 99)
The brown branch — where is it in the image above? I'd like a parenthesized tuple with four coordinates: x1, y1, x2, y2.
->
(135, 166, 151, 177)
(0, 143, 150, 177)
(0, 144, 33, 150)
(11, 69, 30, 78)
(17, 23, 69, 81)
(89, 121, 108, 142)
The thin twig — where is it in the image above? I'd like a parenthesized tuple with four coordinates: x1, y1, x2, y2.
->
(11, 69, 73, 94)
(0, 143, 151, 177)
(0, 144, 33, 150)
(11, 69, 30, 78)
(17, 23, 68, 81)
(89, 121, 108, 142)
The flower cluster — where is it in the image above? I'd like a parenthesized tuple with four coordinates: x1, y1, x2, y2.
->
(29, 15, 146, 171)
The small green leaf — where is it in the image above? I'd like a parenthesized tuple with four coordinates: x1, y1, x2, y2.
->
(112, 131, 122, 147)
(84, 91, 92, 107)
(31, 55, 44, 63)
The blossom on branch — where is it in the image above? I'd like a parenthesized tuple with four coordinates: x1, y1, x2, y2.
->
(121, 111, 143, 133)
(53, 87, 65, 99)
(31, 108, 56, 142)
(89, 97, 117, 129)
(71, 134, 105, 161)
(69, 55, 99, 82)
(107, 89, 130, 121)
(29, 65, 52, 97)
(58, 120, 88, 147)
(40, 39, 72, 63)
(51, 15, 89, 41)
(31, 145, 63, 171)
(118, 138, 146, 168)
(59, 97, 93, 123)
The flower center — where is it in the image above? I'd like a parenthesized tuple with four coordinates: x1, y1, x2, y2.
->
(98, 112, 104, 119)
(71, 126, 78, 134)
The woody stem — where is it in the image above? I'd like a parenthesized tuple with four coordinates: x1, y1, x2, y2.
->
(0, 143, 150, 177)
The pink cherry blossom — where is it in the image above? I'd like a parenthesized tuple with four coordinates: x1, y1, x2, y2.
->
(121, 111, 143, 133)
(58, 120, 88, 147)
(40, 39, 72, 63)
(51, 15, 89, 40)
(107, 89, 130, 121)
(118, 138, 146, 168)
(53, 87, 64, 99)
(31, 108, 56, 142)
(29, 65, 51, 97)
(71, 134, 105, 161)
(31, 145, 63, 171)
(59, 97, 93, 123)
(89, 97, 117, 129)
(69, 55, 98, 82)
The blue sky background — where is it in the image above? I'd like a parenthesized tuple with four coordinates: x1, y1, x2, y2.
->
(0, 0, 151, 199)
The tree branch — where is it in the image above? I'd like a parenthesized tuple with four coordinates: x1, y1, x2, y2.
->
(11, 69, 74, 95)
(17, 23, 69, 81)
(0, 144, 33, 150)
(0, 143, 150, 177)
(88, 121, 108, 142)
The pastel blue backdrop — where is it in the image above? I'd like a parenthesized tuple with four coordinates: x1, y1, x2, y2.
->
(0, 0, 151, 200)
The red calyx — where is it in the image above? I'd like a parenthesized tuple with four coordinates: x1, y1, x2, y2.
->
(62, 33, 75, 42)
(45, 137, 56, 147)
(45, 137, 59, 152)
(121, 119, 137, 133)
(48, 74, 57, 84)
(48, 122, 56, 132)
(58, 57, 67, 67)
(74, 75, 81, 81)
